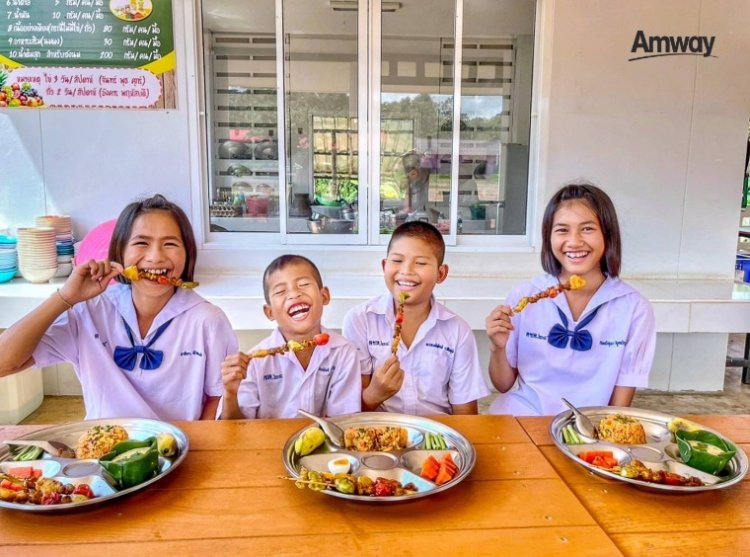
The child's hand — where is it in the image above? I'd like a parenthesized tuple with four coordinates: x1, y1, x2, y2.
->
(221, 352, 250, 395)
(367, 355, 404, 404)
(485, 304, 514, 351)
(59, 259, 123, 306)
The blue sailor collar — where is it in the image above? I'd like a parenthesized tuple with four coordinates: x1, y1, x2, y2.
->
(104, 282, 205, 340)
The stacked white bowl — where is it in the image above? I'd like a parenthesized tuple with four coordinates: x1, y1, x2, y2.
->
(36, 215, 74, 278)
(17, 227, 58, 283)
(0, 235, 18, 284)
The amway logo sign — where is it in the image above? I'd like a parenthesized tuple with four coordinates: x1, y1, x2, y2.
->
(629, 30, 716, 61)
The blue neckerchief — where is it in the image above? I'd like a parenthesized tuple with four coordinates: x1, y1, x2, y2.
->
(547, 304, 602, 352)
(113, 317, 173, 371)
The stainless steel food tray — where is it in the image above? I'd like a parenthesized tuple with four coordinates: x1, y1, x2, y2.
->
(550, 406, 748, 492)
(0, 418, 188, 512)
(282, 412, 476, 502)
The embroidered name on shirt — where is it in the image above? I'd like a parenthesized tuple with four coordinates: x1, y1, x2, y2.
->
(180, 350, 204, 357)
(425, 342, 455, 354)
(600, 340, 627, 348)
(318, 365, 335, 373)
(368, 340, 389, 347)
(263, 373, 283, 381)
(526, 331, 548, 341)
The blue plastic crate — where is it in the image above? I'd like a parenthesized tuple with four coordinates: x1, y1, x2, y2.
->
(736, 254, 750, 282)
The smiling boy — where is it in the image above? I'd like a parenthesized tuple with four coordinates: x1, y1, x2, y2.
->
(343, 222, 489, 415)
(219, 255, 361, 419)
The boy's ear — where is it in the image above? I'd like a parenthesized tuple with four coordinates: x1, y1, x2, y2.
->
(321, 286, 331, 306)
(381, 258, 387, 272)
(263, 303, 275, 321)
(437, 263, 449, 284)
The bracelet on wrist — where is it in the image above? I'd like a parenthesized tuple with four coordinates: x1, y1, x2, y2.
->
(55, 289, 74, 310)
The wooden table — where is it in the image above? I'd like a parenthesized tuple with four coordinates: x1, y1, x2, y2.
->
(0, 416, 622, 557)
(518, 415, 750, 556)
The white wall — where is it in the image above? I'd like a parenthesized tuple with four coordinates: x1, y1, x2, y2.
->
(542, 0, 750, 279)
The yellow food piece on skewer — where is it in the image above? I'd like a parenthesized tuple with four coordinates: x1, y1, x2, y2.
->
(513, 275, 586, 313)
(122, 265, 200, 289)
(248, 334, 330, 359)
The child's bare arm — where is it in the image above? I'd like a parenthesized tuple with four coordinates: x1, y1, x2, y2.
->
(220, 352, 250, 419)
(362, 355, 403, 410)
(201, 396, 220, 420)
(0, 260, 121, 377)
(485, 304, 518, 392)
(609, 386, 635, 407)
(451, 401, 478, 415)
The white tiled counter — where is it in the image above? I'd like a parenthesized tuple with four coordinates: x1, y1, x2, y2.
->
(1, 275, 749, 393)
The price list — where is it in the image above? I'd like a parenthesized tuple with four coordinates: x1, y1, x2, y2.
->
(0, 0, 175, 108)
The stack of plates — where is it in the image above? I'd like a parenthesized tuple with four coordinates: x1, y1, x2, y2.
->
(17, 227, 58, 283)
(0, 235, 18, 283)
(36, 216, 74, 277)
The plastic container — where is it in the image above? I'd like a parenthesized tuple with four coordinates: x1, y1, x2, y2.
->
(0, 367, 43, 424)
(735, 254, 750, 282)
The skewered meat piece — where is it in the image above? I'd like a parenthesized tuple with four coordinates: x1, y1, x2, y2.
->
(122, 266, 199, 289)
(391, 292, 410, 355)
(248, 333, 330, 359)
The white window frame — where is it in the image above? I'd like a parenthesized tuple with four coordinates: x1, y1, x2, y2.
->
(188, 0, 547, 255)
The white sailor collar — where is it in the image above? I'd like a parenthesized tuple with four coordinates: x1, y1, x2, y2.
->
(104, 282, 205, 338)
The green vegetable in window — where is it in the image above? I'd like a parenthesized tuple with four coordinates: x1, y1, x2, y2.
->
(675, 429, 736, 476)
(99, 437, 159, 489)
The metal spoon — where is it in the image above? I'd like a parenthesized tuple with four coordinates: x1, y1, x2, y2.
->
(561, 398, 598, 439)
(297, 409, 345, 447)
(4, 439, 76, 459)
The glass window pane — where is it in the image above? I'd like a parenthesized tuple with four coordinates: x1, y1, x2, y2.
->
(458, 0, 535, 235)
(379, 0, 456, 235)
(203, 1, 280, 233)
(284, 1, 359, 235)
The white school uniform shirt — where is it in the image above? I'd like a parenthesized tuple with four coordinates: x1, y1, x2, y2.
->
(32, 282, 237, 421)
(343, 293, 489, 415)
(489, 274, 656, 417)
(225, 328, 361, 419)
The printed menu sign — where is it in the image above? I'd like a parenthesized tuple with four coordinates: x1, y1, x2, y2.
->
(0, 0, 176, 109)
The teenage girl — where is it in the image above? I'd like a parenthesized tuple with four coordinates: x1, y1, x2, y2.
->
(485, 184, 656, 416)
(0, 195, 238, 420)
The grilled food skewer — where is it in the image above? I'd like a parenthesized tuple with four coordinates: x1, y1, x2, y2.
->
(513, 275, 586, 313)
(122, 266, 200, 289)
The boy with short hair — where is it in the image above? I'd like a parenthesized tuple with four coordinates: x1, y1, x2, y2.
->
(343, 222, 489, 415)
(219, 255, 361, 419)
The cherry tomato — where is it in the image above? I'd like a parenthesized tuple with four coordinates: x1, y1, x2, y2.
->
(313, 333, 330, 346)
(73, 484, 94, 498)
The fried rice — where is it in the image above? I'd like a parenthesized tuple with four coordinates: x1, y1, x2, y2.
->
(344, 426, 408, 452)
(597, 414, 647, 445)
(76, 425, 129, 459)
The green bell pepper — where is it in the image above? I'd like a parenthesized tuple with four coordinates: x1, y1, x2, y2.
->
(676, 429, 736, 476)
(99, 437, 159, 489)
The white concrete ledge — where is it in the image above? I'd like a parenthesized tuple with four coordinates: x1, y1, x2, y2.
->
(1, 275, 750, 333)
